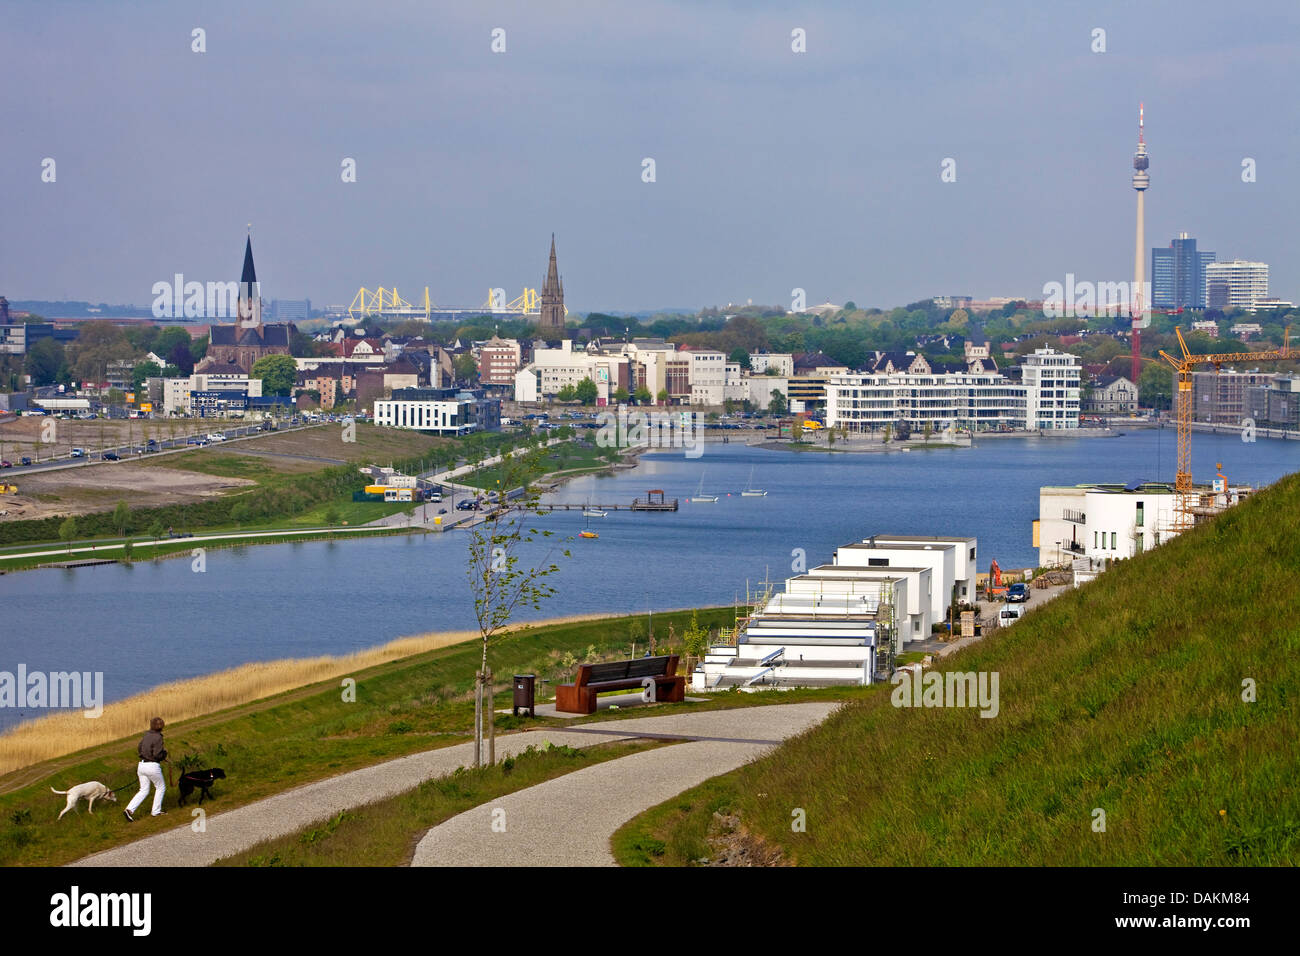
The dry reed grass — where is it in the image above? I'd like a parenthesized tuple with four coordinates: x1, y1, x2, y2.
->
(0, 610, 616, 775)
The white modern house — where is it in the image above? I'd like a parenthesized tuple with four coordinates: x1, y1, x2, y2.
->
(1035, 479, 1253, 573)
(693, 532, 975, 691)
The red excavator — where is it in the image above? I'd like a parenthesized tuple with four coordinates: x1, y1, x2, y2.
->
(987, 559, 1009, 601)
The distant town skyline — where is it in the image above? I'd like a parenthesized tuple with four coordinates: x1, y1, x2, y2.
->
(2, 1, 1296, 312)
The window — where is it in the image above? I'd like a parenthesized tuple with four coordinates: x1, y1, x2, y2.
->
(1135, 501, 1145, 527)
(1111, 532, 1117, 550)
(868, 558, 889, 567)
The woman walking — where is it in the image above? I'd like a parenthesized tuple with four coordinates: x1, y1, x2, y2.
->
(124, 716, 168, 821)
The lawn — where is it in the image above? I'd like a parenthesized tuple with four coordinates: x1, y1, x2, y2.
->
(0, 607, 743, 866)
(614, 470, 1300, 866)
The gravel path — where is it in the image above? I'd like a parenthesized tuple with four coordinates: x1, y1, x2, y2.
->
(410, 701, 836, 867)
(70, 701, 835, 868)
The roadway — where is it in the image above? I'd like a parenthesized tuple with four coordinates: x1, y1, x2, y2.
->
(0, 419, 327, 476)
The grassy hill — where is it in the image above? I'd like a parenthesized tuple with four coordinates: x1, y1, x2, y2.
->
(615, 471, 1300, 866)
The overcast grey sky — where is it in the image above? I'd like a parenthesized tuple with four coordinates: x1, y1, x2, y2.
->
(2, 0, 1296, 313)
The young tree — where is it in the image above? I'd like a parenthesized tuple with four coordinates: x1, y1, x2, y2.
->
(656, 388, 669, 405)
(768, 389, 788, 416)
(612, 386, 630, 404)
(574, 378, 599, 405)
(59, 516, 78, 554)
(112, 500, 130, 536)
(634, 386, 652, 405)
(465, 448, 569, 766)
(556, 384, 578, 403)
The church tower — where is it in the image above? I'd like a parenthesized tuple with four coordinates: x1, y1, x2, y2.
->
(538, 234, 565, 334)
(237, 233, 262, 329)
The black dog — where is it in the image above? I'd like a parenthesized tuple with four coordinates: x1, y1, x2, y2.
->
(177, 768, 226, 806)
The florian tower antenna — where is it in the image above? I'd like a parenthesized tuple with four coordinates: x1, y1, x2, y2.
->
(1130, 103, 1150, 386)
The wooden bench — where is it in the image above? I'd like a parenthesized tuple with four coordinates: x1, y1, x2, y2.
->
(555, 655, 684, 714)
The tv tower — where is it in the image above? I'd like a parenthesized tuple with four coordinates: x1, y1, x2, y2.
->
(1130, 103, 1150, 386)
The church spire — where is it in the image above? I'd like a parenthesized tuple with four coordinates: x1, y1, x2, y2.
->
(539, 233, 565, 333)
(241, 234, 257, 286)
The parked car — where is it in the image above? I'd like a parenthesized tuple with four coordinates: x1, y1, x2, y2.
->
(1007, 582, 1029, 603)
(102, 451, 120, 461)
(999, 605, 1025, 625)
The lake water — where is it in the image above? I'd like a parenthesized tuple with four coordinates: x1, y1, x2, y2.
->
(0, 429, 1294, 728)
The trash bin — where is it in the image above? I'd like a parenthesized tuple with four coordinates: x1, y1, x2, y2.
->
(513, 674, 536, 717)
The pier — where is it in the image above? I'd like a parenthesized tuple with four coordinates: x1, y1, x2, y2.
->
(534, 490, 679, 512)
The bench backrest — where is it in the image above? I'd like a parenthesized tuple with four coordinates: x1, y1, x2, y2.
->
(574, 655, 678, 686)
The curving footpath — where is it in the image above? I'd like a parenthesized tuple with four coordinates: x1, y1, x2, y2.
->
(70, 701, 835, 868)
(410, 702, 836, 867)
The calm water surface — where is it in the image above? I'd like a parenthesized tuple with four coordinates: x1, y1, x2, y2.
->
(0, 429, 1294, 726)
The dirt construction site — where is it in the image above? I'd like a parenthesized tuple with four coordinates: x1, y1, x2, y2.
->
(0, 418, 450, 523)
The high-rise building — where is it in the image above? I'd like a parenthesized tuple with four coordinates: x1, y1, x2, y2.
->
(1204, 260, 1269, 311)
(1151, 233, 1215, 309)
(270, 299, 312, 321)
(538, 234, 566, 334)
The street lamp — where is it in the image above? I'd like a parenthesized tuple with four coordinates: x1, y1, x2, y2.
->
(1055, 540, 1061, 567)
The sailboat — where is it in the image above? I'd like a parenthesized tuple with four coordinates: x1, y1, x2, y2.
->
(579, 510, 599, 539)
(581, 496, 607, 518)
(740, 466, 767, 497)
(691, 472, 718, 503)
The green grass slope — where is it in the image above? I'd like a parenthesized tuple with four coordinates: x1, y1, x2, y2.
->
(617, 471, 1300, 866)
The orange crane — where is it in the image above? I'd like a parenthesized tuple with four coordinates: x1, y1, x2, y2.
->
(1159, 325, 1292, 529)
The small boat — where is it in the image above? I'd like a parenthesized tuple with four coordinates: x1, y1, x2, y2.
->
(579, 511, 599, 539)
(581, 499, 607, 518)
(740, 466, 767, 497)
(690, 473, 718, 503)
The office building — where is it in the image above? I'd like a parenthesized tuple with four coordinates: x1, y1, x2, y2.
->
(1151, 233, 1215, 309)
(1204, 260, 1269, 311)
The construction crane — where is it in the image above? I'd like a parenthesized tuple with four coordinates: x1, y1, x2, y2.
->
(1159, 325, 1292, 529)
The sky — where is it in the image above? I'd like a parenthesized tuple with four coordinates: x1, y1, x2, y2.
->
(2, 0, 1297, 314)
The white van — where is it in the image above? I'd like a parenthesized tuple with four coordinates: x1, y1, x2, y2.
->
(998, 605, 1024, 626)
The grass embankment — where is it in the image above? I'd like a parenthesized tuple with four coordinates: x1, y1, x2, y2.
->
(459, 439, 615, 490)
(0, 607, 740, 866)
(217, 739, 669, 867)
(0, 525, 413, 573)
(616, 471, 1300, 866)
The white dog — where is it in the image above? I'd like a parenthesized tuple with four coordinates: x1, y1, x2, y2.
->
(51, 781, 118, 820)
